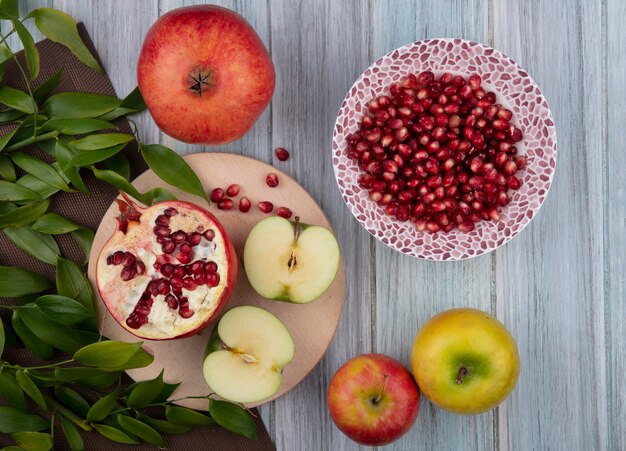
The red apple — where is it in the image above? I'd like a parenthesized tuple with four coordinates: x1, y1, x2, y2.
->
(96, 196, 237, 340)
(137, 5, 275, 145)
(327, 354, 420, 446)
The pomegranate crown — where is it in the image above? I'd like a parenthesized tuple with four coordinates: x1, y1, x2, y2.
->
(115, 193, 143, 234)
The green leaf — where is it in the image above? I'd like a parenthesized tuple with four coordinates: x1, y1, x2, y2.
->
(61, 417, 84, 451)
(0, 126, 19, 152)
(60, 425, 84, 451)
(0, 154, 16, 181)
(0, 318, 3, 356)
(69, 133, 133, 151)
(0, 199, 50, 228)
(76, 370, 121, 390)
(126, 370, 164, 408)
(0, 266, 50, 297)
(15, 175, 59, 199)
(209, 398, 257, 440)
(11, 311, 54, 360)
(0, 371, 26, 412)
(23, 369, 57, 383)
(0, 86, 35, 114)
(145, 187, 177, 204)
(43, 92, 120, 119)
(54, 386, 90, 417)
(120, 347, 154, 370)
(0, 0, 18, 19)
(0, 181, 41, 201)
(0, 108, 24, 123)
(54, 367, 113, 383)
(19, 308, 98, 355)
(12, 20, 39, 80)
(141, 144, 208, 201)
(54, 141, 87, 193)
(152, 381, 181, 404)
(92, 424, 139, 445)
(33, 67, 63, 103)
(0, 407, 49, 433)
(86, 387, 119, 422)
(71, 228, 94, 264)
(55, 257, 93, 310)
(64, 143, 126, 168)
(31, 212, 80, 234)
(120, 86, 146, 111)
(2, 317, 18, 348)
(41, 118, 116, 135)
(0, 44, 11, 64)
(10, 152, 71, 192)
(117, 415, 166, 447)
(136, 413, 192, 435)
(165, 405, 215, 426)
(102, 153, 130, 181)
(92, 168, 148, 205)
(11, 432, 52, 451)
(28, 8, 103, 74)
(36, 295, 95, 325)
(3, 227, 60, 265)
(97, 107, 138, 122)
(15, 371, 46, 410)
(73, 341, 142, 370)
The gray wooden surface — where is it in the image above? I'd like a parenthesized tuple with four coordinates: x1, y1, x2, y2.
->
(8, 1, 624, 450)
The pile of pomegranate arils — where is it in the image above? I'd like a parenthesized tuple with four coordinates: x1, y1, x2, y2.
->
(346, 71, 526, 233)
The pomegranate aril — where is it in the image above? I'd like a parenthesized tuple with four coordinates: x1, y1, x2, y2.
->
(205, 261, 218, 273)
(266, 173, 279, 187)
(395, 206, 409, 222)
(164, 207, 178, 217)
(203, 229, 215, 241)
(226, 184, 240, 197)
(205, 272, 220, 288)
(187, 233, 202, 246)
(120, 266, 136, 281)
(515, 155, 527, 169)
(210, 188, 225, 203)
(277, 207, 293, 219)
(275, 147, 290, 161)
(218, 199, 234, 210)
(155, 215, 170, 226)
(191, 261, 204, 275)
(171, 231, 187, 244)
(503, 160, 518, 176)
(165, 294, 178, 309)
(161, 241, 175, 254)
(176, 252, 192, 264)
(457, 221, 475, 232)
(507, 176, 522, 190)
(237, 196, 251, 213)
(497, 108, 513, 121)
(126, 313, 147, 329)
(258, 201, 274, 213)
(179, 306, 194, 319)
(160, 263, 175, 277)
(170, 276, 183, 289)
(134, 261, 146, 276)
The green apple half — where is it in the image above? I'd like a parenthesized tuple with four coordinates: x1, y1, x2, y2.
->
(243, 216, 340, 303)
(202, 306, 295, 403)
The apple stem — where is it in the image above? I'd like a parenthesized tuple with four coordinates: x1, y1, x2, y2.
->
(456, 366, 468, 385)
(373, 374, 389, 405)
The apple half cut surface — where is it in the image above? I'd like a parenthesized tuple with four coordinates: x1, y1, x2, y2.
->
(202, 306, 295, 403)
(243, 216, 340, 303)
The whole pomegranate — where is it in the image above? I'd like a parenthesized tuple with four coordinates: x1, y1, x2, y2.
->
(96, 196, 237, 340)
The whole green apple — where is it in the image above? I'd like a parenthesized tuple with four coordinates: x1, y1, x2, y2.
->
(411, 308, 519, 414)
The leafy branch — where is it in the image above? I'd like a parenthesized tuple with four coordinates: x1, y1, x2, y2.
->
(0, 1, 253, 449)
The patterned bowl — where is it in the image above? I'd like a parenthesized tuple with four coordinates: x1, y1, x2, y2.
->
(332, 38, 557, 261)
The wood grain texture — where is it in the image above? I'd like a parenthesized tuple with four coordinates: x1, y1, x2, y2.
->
(268, 1, 373, 450)
(605, 0, 625, 448)
(494, 0, 607, 449)
(5, 1, 625, 449)
(369, 1, 496, 450)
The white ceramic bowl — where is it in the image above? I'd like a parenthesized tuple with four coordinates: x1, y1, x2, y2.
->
(332, 39, 557, 261)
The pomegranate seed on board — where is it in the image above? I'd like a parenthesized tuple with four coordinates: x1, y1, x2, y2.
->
(266, 173, 279, 187)
(345, 71, 525, 232)
(218, 199, 234, 210)
(210, 188, 225, 203)
(277, 207, 293, 218)
(239, 196, 251, 212)
(226, 184, 240, 197)
(258, 201, 274, 213)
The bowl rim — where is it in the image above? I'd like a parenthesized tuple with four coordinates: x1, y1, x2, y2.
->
(331, 38, 557, 261)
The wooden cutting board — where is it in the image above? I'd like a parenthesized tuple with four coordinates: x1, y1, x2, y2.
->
(87, 153, 345, 409)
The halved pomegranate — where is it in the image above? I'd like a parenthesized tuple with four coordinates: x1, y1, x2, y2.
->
(96, 196, 237, 340)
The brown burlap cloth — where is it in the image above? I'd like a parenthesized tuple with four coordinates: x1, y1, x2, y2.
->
(0, 24, 275, 451)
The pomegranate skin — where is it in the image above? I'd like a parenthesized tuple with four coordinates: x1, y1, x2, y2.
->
(96, 200, 238, 340)
(137, 5, 275, 145)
